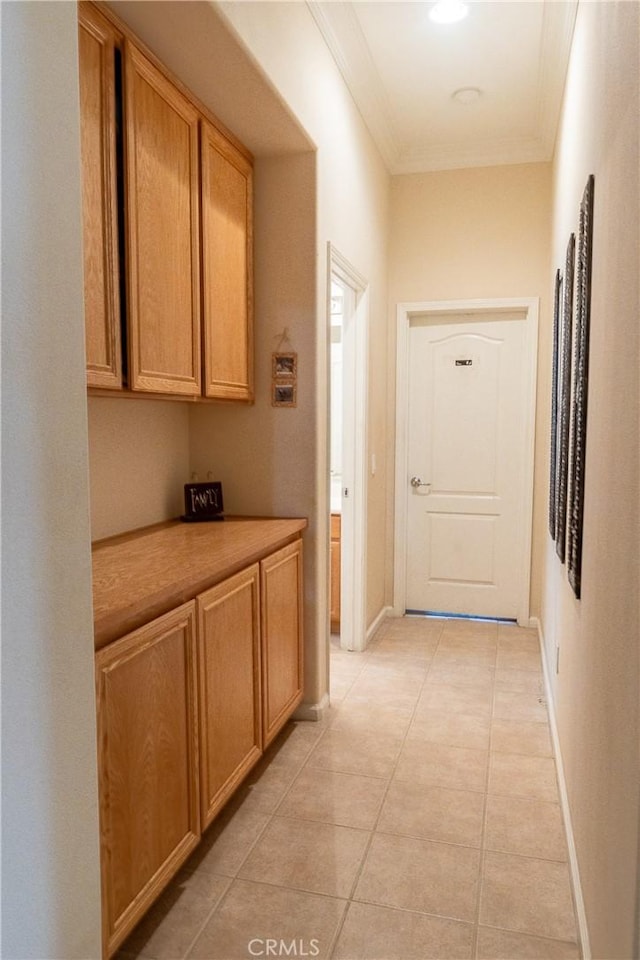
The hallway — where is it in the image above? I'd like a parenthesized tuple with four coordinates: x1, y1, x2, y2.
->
(117, 616, 580, 960)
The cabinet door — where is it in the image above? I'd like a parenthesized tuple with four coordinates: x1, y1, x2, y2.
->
(261, 540, 304, 746)
(198, 565, 262, 829)
(201, 120, 253, 401)
(330, 514, 341, 630)
(95, 603, 200, 957)
(124, 42, 201, 395)
(78, 3, 122, 389)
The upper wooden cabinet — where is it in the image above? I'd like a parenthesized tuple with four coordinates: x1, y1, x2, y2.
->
(78, 4, 122, 389)
(201, 120, 254, 401)
(77, 3, 254, 402)
(124, 42, 201, 396)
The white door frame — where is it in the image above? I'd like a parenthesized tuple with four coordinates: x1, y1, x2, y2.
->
(328, 243, 369, 651)
(393, 297, 539, 626)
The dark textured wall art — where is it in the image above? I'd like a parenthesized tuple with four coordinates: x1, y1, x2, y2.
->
(568, 175, 595, 599)
(549, 269, 562, 541)
(556, 233, 575, 563)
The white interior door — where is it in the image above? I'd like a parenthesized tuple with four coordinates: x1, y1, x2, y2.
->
(405, 313, 529, 619)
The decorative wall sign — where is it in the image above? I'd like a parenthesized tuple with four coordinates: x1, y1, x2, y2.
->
(556, 233, 575, 563)
(182, 481, 224, 522)
(549, 269, 562, 541)
(272, 352, 297, 379)
(271, 341, 298, 407)
(272, 382, 297, 407)
(568, 175, 595, 599)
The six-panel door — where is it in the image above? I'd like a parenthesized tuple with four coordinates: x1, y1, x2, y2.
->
(197, 565, 262, 829)
(95, 602, 200, 957)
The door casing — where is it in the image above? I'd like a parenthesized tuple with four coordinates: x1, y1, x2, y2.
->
(393, 297, 539, 626)
(328, 243, 369, 652)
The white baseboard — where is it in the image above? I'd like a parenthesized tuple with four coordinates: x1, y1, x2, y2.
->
(535, 617, 592, 960)
(294, 692, 330, 723)
(366, 605, 393, 643)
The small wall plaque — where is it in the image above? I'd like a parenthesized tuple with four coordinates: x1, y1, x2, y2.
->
(272, 352, 297, 379)
(272, 382, 297, 407)
(271, 346, 298, 407)
(181, 482, 224, 522)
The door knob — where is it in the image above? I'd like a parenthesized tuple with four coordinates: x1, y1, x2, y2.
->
(410, 476, 431, 489)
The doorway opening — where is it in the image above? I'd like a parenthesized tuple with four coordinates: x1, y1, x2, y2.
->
(394, 297, 539, 626)
(328, 244, 369, 652)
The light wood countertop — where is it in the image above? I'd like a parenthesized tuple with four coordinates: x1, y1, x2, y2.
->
(92, 516, 307, 649)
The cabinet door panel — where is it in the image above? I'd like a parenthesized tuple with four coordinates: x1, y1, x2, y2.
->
(198, 565, 262, 828)
(201, 120, 253, 401)
(261, 540, 304, 746)
(78, 3, 122, 389)
(96, 602, 200, 957)
(124, 42, 201, 395)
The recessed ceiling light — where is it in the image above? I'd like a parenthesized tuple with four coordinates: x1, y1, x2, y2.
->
(429, 1, 469, 25)
(452, 86, 482, 105)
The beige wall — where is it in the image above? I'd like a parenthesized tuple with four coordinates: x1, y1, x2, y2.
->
(542, 4, 640, 958)
(1, 3, 102, 956)
(389, 162, 552, 616)
(88, 398, 190, 540)
(198, 2, 392, 697)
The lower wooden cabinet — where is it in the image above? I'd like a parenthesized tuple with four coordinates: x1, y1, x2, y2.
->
(197, 564, 262, 829)
(261, 540, 304, 747)
(95, 602, 200, 958)
(95, 538, 303, 956)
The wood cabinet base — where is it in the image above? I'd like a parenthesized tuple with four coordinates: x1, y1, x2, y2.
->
(198, 565, 262, 830)
(95, 602, 200, 958)
(94, 525, 305, 957)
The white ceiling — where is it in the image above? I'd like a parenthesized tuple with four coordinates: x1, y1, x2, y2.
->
(308, 0, 578, 174)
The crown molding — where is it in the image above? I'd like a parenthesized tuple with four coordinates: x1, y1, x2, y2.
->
(393, 135, 552, 176)
(537, 0, 578, 159)
(308, 0, 577, 176)
(307, 1, 402, 170)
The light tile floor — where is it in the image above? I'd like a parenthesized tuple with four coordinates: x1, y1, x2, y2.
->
(118, 617, 581, 960)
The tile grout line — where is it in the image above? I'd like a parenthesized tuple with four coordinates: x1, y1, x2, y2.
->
(330, 618, 508, 959)
(181, 877, 234, 960)
(313, 632, 384, 960)
(183, 645, 370, 960)
(472, 619, 499, 960)
(182, 710, 340, 958)
(477, 625, 581, 956)
(328, 617, 445, 959)
(129, 620, 575, 960)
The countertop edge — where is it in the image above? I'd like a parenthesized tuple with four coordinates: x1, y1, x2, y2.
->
(93, 516, 308, 651)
